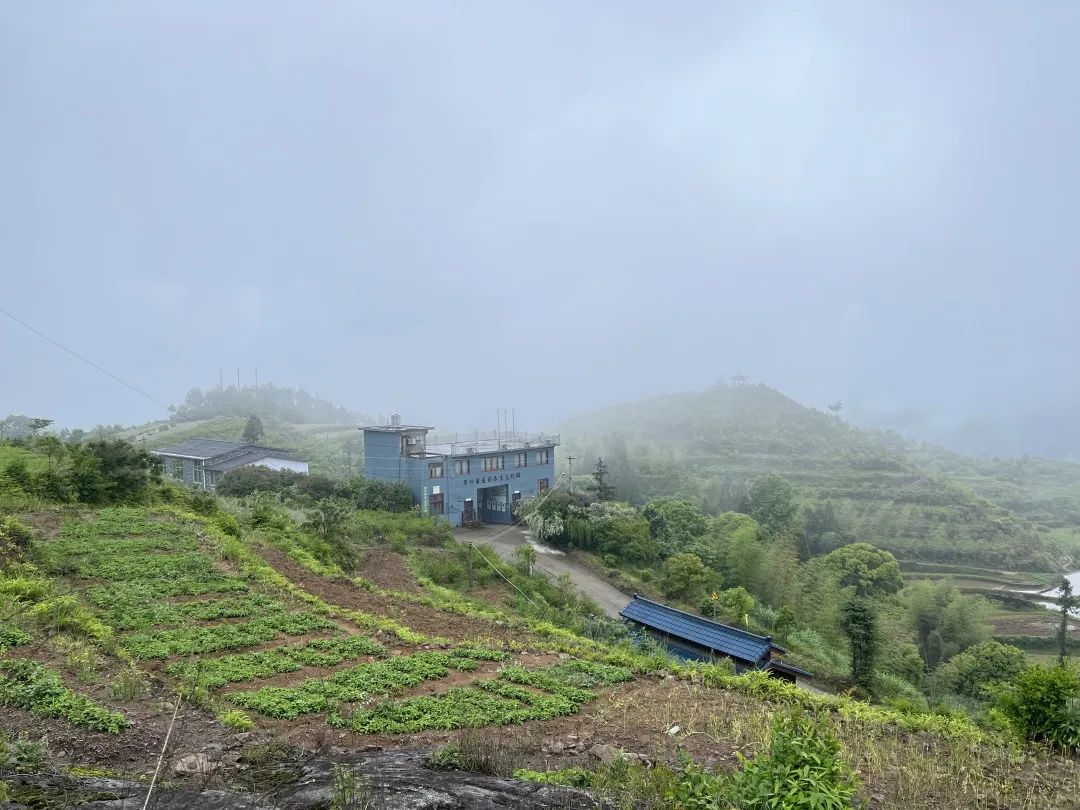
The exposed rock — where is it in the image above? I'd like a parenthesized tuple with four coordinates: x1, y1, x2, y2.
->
(173, 752, 219, 775)
(8, 749, 601, 809)
(588, 743, 621, 764)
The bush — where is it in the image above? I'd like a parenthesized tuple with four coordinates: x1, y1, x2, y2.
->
(933, 641, 1027, 700)
(993, 663, 1080, 750)
(727, 708, 861, 809)
(218, 709, 254, 731)
(0, 516, 33, 550)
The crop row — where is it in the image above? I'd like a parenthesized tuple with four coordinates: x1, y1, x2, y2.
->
(57, 550, 222, 582)
(0, 658, 128, 733)
(228, 650, 506, 719)
(165, 635, 389, 688)
(339, 659, 633, 734)
(86, 576, 250, 606)
(102, 593, 287, 631)
(0, 626, 32, 652)
(124, 612, 337, 660)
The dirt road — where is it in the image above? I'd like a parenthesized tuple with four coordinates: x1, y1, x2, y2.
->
(453, 525, 631, 618)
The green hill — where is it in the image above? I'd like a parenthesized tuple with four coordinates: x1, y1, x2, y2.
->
(560, 384, 1070, 572)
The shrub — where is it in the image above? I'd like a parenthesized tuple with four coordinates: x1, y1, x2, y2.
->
(993, 663, 1080, 750)
(218, 709, 254, 731)
(933, 641, 1027, 699)
(727, 708, 861, 809)
(0, 516, 33, 550)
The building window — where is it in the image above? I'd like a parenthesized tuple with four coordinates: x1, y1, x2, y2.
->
(192, 461, 205, 488)
(537, 478, 550, 494)
(514, 452, 527, 468)
(454, 459, 470, 475)
(429, 492, 445, 515)
(537, 449, 551, 465)
(428, 462, 444, 479)
(482, 455, 504, 472)
(169, 459, 183, 481)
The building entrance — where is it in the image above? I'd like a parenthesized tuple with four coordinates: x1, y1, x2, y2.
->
(478, 484, 511, 524)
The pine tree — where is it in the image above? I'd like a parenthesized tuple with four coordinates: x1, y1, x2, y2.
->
(242, 414, 265, 444)
(588, 457, 616, 501)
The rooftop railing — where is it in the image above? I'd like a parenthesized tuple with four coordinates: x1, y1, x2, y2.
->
(426, 431, 560, 457)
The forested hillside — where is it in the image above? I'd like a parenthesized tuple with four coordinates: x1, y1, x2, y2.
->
(561, 384, 1072, 571)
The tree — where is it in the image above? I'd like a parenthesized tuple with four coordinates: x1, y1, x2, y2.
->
(588, 457, 616, 501)
(67, 441, 155, 505)
(28, 418, 53, 435)
(660, 552, 709, 602)
(906, 580, 991, 670)
(994, 663, 1080, 748)
(746, 474, 802, 541)
(242, 414, 265, 444)
(513, 543, 537, 576)
(716, 586, 755, 626)
(840, 596, 879, 691)
(1058, 577, 1076, 665)
(773, 605, 796, 644)
(827, 401, 843, 416)
(642, 498, 708, 557)
(822, 543, 903, 598)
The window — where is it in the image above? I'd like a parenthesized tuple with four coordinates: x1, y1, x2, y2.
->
(537, 478, 550, 494)
(453, 459, 470, 475)
(192, 460, 205, 488)
(537, 449, 551, 465)
(429, 492, 445, 515)
(169, 459, 184, 481)
(514, 452, 527, 468)
(482, 455, 504, 472)
(428, 462, 444, 479)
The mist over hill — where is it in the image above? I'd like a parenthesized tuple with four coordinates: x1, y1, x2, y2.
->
(560, 383, 1079, 571)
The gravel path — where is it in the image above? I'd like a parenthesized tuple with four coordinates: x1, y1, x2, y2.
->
(453, 525, 632, 618)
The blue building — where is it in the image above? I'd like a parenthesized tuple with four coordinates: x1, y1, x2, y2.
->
(361, 415, 559, 527)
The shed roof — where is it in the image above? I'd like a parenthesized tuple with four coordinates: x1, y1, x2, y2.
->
(620, 595, 784, 665)
(204, 447, 304, 472)
(151, 439, 247, 459)
(766, 659, 814, 679)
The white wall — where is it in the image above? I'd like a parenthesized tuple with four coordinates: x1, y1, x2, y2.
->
(247, 457, 309, 474)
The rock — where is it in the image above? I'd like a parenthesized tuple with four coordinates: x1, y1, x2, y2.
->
(229, 732, 253, 746)
(558, 653, 570, 660)
(667, 725, 681, 736)
(588, 743, 622, 764)
(173, 753, 219, 775)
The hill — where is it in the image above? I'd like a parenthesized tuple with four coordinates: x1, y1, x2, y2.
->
(560, 384, 1071, 572)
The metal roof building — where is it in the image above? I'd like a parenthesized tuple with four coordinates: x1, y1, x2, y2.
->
(620, 595, 812, 683)
(151, 439, 308, 491)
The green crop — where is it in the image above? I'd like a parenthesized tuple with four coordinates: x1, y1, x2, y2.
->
(0, 659, 128, 733)
(0, 626, 31, 652)
(165, 635, 387, 688)
(123, 611, 336, 659)
(101, 593, 287, 631)
(229, 651, 486, 719)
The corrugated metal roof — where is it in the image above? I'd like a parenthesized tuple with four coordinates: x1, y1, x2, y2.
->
(620, 595, 775, 665)
(205, 448, 303, 472)
(151, 439, 247, 459)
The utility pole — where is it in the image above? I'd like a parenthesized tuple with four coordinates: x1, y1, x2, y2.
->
(568, 456, 575, 494)
(467, 544, 475, 590)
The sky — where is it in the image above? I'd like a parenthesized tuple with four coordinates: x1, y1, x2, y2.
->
(2, 3, 1079, 456)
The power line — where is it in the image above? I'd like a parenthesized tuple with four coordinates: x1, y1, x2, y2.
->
(0, 305, 237, 443)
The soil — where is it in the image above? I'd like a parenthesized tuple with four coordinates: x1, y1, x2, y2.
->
(259, 546, 521, 644)
(17, 508, 64, 540)
(357, 549, 420, 592)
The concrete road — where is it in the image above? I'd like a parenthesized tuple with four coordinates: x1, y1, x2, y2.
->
(453, 524, 631, 618)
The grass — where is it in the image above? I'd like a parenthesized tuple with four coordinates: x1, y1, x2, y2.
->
(0, 659, 127, 733)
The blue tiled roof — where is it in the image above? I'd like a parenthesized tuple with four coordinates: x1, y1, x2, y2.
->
(620, 595, 775, 665)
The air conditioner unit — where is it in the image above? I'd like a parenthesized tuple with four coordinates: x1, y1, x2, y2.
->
(500, 444, 509, 450)
(466, 447, 477, 454)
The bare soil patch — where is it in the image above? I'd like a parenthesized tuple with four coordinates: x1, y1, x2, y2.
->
(357, 549, 420, 592)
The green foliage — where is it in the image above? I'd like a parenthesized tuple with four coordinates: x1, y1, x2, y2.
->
(660, 552, 710, 601)
(0, 516, 33, 550)
(66, 440, 156, 505)
(933, 641, 1027, 699)
(840, 597, 878, 691)
(242, 414, 265, 444)
(124, 611, 336, 659)
(822, 543, 902, 597)
(993, 663, 1080, 749)
(165, 635, 387, 688)
(218, 709, 254, 731)
(229, 650, 499, 719)
(905, 580, 991, 670)
(0, 626, 32, 651)
(171, 384, 359, 424)
(588, 457, 616, 500)
(643, 498, 709, 556)
(0, 658, 128, 733)
(727, 708, 861, 809)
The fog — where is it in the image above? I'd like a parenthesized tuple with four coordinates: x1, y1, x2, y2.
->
(2, 3, 1079, 457)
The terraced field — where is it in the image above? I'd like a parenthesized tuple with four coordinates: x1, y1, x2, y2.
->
(6, 508, 631, 743)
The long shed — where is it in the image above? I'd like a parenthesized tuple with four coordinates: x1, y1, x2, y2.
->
(620, 595, 812, 683)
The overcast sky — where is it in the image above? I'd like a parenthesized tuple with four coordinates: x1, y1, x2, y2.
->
(2, 3, 1079, 452)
